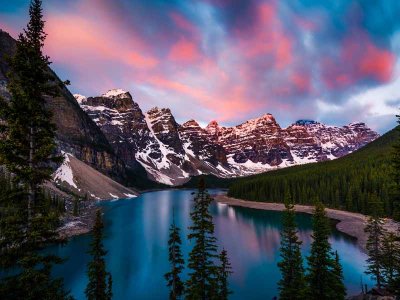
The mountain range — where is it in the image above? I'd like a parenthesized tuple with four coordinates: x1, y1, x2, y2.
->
(74, 89, 379, 185)
(0, 28, 380, 192)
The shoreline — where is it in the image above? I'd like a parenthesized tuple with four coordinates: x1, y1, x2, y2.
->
(214, 194, 399, 253)
(58, 190, 399, 250)
(57, 200, 97, 238)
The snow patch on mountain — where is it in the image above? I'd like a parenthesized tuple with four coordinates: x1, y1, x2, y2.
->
(102, 88, 129, 98)
(73, 94, 87, 104)
(76, 90, 379, 186)
(53, 152, 77, 189)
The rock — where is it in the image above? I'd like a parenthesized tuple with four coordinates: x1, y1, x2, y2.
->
(77, 91, 379, 185)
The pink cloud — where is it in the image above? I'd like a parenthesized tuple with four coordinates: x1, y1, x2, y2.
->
(168, 38, 201, 63)
(358, 44, 394, 82)
(233, 3, 293, 70)
(44, 14, 159, 69)
(322, 30, 395, 89)
(291, 71, 312, 94)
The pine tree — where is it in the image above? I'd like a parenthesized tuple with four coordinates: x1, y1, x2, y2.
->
(381, 231, 400, 292)
(392, 229, 400, 297)
(365, 197, 386, 289)
(186, 178, 219, 299)
(106, 274, 113, 300)
(391, 112, 400, 221)
(164, 222, 185, 300)
(332, 251, 346, 299)
(0, 0, 62, 223)
(217, 248, 232, 300)
(306, 202, 345, 299)
(0, 1, 69, 298)
(277, 201, 306, 300)
(85, 210, 112, 300)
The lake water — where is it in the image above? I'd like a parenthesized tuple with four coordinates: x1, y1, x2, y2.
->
(50, 189, 373, 299)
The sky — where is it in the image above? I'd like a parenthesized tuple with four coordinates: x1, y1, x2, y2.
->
(1, 0, 400, 133)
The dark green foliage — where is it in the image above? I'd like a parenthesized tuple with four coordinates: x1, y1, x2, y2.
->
(391, 232, 400, 297)
(106, 275, 112, 300)
(228, 127, 399, 217)
(381, 232, 400, 291)
(181, 174, 237, 189)
(277, 201, 306, 300)
(217, 248, 232, 300)
(186, 179, 219, 299)
(332, 251, 346, 300)
(0, 1, 70, 298)
(85, 210, 112, 300)
(306, 202, 345, 299)
(164, 222, 185, 300)
(0, 253, 72, 299)
(364, 197, 386, 289)
(0, 0, 62, 222)
(364, 198, 400, 293)
(0, 177, 71, 299)
(391, 115, 400, 220)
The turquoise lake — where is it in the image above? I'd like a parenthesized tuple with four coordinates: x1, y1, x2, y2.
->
(50, 189, 374, 299)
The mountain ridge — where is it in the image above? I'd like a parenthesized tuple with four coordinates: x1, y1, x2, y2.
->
(75, 88, 379, 185)
(226, 126, 399, 217)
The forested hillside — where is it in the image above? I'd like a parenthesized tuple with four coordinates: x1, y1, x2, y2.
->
(228, 127, 399, 216)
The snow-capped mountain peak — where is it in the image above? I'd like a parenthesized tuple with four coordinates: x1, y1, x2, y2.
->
(77, 89, 379, 186)
(205, 120, 220, 137)
(73, 94, 87, 104)
(102, 88, 130, 99)
(182, 119, 201, 128)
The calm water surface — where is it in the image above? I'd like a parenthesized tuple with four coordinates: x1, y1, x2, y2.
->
(50, 189, 373, 299)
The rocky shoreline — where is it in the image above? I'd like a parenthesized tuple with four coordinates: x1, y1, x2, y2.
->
(57, 199, 98, 238)
(214, 194, 399, 253)
(57, 191, 399, 248)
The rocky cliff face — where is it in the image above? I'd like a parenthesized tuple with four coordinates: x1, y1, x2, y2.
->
(77, 89, 379, 185)
(208, 114, 293, 167)
(79, 90, 196, 185)
(0, 30, 125, 181)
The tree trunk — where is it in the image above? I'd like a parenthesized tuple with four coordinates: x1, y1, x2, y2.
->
(28, 125, 35, 226)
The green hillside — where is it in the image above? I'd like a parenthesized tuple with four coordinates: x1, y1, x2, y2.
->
(228, 127, 399, 216)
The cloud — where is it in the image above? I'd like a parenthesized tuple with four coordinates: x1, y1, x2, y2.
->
(168, 38, 201, 63)
(321, 30, 395, 89)
(0, 0, 399, 133)
(317, 76, 400, 132)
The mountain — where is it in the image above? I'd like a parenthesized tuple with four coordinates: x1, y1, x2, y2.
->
(0, 27, 379, 189)
(227, 126, 399, 217)
(0, 29, 127, 184)
(75, 89, 379, 185)
(53, 152, 137, 200)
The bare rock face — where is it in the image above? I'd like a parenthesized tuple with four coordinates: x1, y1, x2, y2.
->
(77, 90, 379, 185)
(288, 120, 380, 159)
(207, 114, 292, 166)
(79, 89, 160, 168)
(79, 90, 193, 185)
(146, 107, 185, 162)
(179, 120, 228, 166)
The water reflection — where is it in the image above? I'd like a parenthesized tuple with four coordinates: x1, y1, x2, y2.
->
(49, 190, 373, 300)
